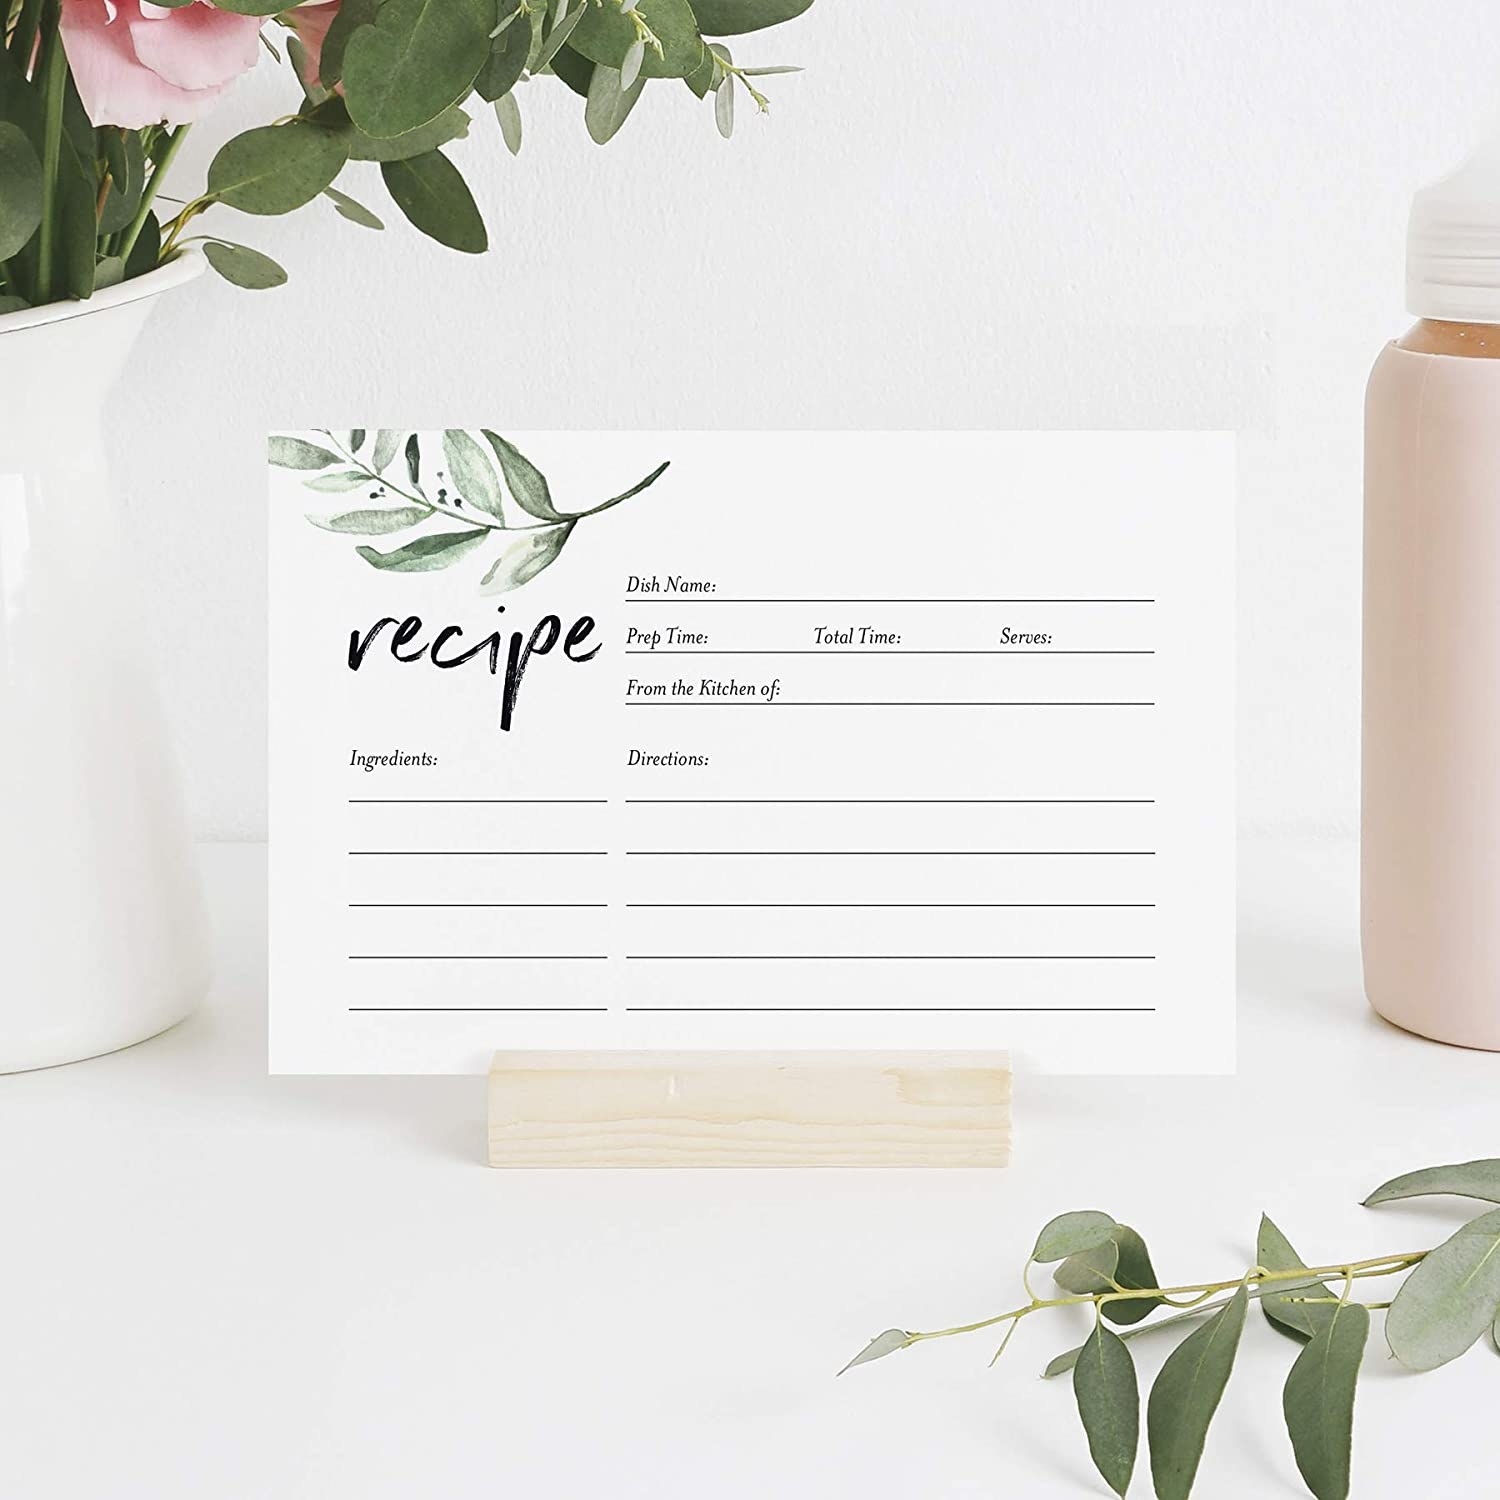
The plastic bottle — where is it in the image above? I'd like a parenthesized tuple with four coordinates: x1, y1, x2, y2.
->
(1363, 135, 1500, 1048)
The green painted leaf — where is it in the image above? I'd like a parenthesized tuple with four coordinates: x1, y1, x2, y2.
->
(1147, 1283, 1247, 1500)
(1258, 1214, 1335, 1343)
(481, 430, 563, 521)
(495, 91, 523, 155)
(570, 0, 705, 79)
(585, 63, 646, 145)
(371, 429, 403, 473)
(475, 3, 531, 101)
(270, 435, 341, 470)
(356, 529, 486, 572)
(342, 0, 491, 139)
(1032, 1211, 1118, 1266)
(1385, 1207, 1500, 1371)
(837, 1328, 910, 1376)
(1073, 1324, 1138, 1497)
(381, 150, 487, 253)
(1363, 1159, 1500, 1208)
(690, 0, 814, 35)
(324, 185, 385, 229)
(310, 504, 430, 534)
(0, 122, 43, 261)
(207, 122, 348, 216)
(405, 432, 422, 486)
(715, 74, 735, 138)
(549, 44, 595, 96)
(1283, 1300, 1367, 1500)
(318, 0, 379, 87)
(478, 521, 575, 595)
(349, 431, 366, 451)
(305, 469, 378, 493)
(442, 430, 506, 520)
(201, 239, 288, 290)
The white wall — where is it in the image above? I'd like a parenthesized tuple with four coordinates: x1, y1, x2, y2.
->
(113, 1, 1500, 840)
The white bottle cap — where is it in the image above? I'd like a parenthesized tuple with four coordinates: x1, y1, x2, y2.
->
(1408, 135, 1500, 323)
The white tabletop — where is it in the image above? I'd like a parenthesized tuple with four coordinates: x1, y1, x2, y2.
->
(4, 836, 1495, 1499)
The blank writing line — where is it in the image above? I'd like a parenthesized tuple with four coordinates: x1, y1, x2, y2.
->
(626, 597, 1155, 605)
(626, 849, 1156, 856)
(624, 649, 1155, 656)
(348, 798, 606, 805)
(625, 1005, 1157, 1013)
(627, 700, 1155, 708)
(350, 902, 607, 909)
(348, 850, 608, 856)
(350, 1006, 609, 1013)
(626, 901, 1156, 909)
(348, 954, 608, 961)
(624, 797, 1154, 805)
(625, 954, 1155, 961)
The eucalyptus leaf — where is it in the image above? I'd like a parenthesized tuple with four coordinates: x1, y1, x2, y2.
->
(371, 429, 403, 473)
(1054, 1239, 1120, 1296)
(1363, 1159, 1500, 1208)
(475, 3, 532, 101)
(334, 102, 473, 162)
(585, 63, 646, 145)
(1258, 1214, 1335, 1343)
(837, 1328, 911, 1376)
(549, 45, 595, 97)
(1385, 1207, 1500, 1372)
(318, 0, 379, 88)
(715, 76, 735, 138)
(621, 37, 646, 89)
(305, 469, 379, 493)
(124, 210, 161, 279)
(324, 185, 385, 230)
(1032, 1211, 1118, 1266)
(93, 256, 125, 290)
(356, 529, 487, 572)
(569, 0, 705, 79)
(495, 92, 523, 155)
(481, 430, 564, 521)
(207, 122, 348, 216)
(341, 0, 491, 139)
(1073, 1324, 1138, 1498)
(530, 1, 587, 74)
(310, 504, 431, 534)
(1147, 1283, 1247, 1500)
(270, 435, 342, 470)
(0, 295, 29, 314)
(201, 239, 289, 290)
(442, 429, 507, 520)
(690, 0, 814, 35)
(381, 150, 488, 253)
(0, 122, 43, 261)
(1282, 1300, 1368, 1500)
(478, 522, 576, 595)
(1102, 1227, 1162, 1327)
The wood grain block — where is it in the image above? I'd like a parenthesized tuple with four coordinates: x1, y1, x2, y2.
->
(487, 1051, 1012, 1168)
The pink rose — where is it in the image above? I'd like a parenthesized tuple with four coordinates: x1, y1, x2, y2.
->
(287, 1, 340, 93)
(60, 0, 264, 129)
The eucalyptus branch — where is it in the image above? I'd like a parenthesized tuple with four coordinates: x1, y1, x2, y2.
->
(116, 125, 191, 266)
(843, 1161, 1500, 1500)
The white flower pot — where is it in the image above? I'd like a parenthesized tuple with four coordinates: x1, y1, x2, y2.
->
(0, 251, 212, 1072)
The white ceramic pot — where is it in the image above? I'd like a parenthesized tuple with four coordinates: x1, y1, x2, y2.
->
(0, 250, 211, 1072)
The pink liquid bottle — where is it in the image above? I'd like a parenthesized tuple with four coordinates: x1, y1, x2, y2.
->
(1364, 135, 1500, 1048)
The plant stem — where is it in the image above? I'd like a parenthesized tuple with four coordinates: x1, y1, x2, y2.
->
(32, 0, 65, 305)
(903, 1250, 1430, 1348)
(116, 124, 190, 267)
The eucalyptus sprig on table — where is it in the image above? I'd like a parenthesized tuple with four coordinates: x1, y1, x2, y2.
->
(0, 0, 813, 307)
(842, 1159, 1500, 1500)
(272, 428, 667, 592)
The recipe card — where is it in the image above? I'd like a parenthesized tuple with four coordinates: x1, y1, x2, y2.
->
(268, 430, 1234, 1075)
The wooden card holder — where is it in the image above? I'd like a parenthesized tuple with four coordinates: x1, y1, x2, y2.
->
(487, 1051, 1012, 1168)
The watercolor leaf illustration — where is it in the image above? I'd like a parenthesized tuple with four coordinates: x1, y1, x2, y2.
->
(271, 429, 668, 594)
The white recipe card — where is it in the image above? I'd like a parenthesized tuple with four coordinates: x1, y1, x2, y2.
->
(268, 430, 1234, 1075)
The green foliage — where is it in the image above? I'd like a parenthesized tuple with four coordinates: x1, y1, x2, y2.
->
(0, 0, 817, 310)
(844, 1160, 1500, 1498)
(272, 429, 669, 596)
